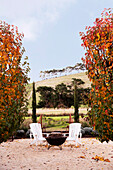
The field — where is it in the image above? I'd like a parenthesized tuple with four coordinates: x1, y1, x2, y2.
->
(24, 72, 91, 131)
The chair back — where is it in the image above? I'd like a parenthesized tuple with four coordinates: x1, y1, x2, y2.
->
(30, 123, 43, 139)
(69, 123, 81, 138)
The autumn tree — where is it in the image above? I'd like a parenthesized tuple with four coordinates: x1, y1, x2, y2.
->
(0, 21, 30, 143)
(80, 8, 113, 142)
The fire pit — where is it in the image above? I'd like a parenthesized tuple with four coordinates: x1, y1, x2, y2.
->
(46, 132, 67, 150)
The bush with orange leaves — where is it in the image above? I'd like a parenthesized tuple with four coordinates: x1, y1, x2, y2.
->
(0, 21, 30, 143)
(80, 8, 113, 142)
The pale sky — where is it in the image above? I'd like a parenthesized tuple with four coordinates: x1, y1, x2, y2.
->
(0, 0, 112, 82)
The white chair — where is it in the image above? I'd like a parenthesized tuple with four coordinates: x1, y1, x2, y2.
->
(66, 123, 82, 146)
(30, 123, 46, 146)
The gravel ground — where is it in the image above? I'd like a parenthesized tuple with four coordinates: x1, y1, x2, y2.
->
(0, 138, 113, 170)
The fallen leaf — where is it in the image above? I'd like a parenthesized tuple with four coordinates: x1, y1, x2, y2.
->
(104, 159, 110, 162)
(92, 156, 110, 162)
(75, 145, 80, 148)
(79, 156, 85, 159)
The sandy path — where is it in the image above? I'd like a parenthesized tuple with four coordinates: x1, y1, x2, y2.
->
(0, 138, 113, 170)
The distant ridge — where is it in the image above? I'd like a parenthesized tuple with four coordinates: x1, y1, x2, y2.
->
(35, 71, 91, 88)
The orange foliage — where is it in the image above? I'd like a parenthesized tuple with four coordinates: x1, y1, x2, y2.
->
(80, 8, 113, 142)
(0, 21, 30, 143)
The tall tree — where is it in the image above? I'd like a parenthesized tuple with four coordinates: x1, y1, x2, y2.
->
(0, 21, 30, 143)
(32, 82, 37, 123)
(72, 78, 85, 122)
(73, 80, 79, 122)
(55, 83, 69, 107)
(80, 8, 113, 142)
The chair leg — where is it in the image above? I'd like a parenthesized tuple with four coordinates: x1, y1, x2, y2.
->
(30, 135, 38, 146)
(30, 139, 36, 145)
(80, 132, 82, 144)
(75, 136, 81, 146)
(75, 135, 78, 146)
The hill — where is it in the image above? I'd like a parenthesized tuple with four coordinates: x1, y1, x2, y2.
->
(26, 72, 91, 108)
